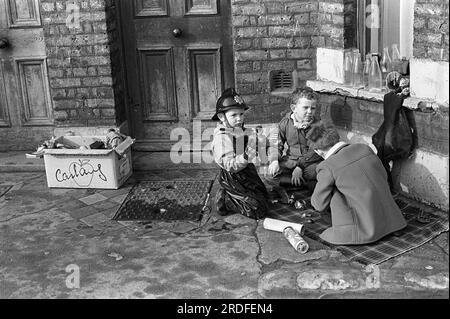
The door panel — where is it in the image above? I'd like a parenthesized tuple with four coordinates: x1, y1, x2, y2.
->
(0, 61, 10, 127)
(6, 0, 41, 27)
(138, 47, 177, 121)
(135, 0, 168, 17)
(0, 0, 54, 150)
(188, 46, 222, 120)
(121, 0, 234, 150)
(185, 0, 218, 15)
(16, 58, 52, 125)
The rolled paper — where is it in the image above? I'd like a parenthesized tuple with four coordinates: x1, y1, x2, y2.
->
(263, 217, 304, 235)
(283, 227, 309, 254)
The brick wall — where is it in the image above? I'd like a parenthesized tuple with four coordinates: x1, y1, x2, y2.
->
(231, 0, 344, 124)
(318, 93, 449, 156)
(40, 0, 121, 127)
(414, 0, 449, 61)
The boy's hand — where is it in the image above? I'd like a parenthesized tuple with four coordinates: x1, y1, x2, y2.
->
(268, 160, 280, 176)
(291, 167, 306, 186)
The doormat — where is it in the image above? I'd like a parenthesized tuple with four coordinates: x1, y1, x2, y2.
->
(267, 194, 449, 265)
(0, 185, 12, 198)
(112, 180, 214, 221)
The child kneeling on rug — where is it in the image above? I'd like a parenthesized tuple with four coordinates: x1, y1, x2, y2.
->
(306, 122, 407, 245)
(211, 88, 268, 220)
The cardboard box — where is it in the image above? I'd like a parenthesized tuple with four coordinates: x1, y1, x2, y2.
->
(43, 136, 134, 189)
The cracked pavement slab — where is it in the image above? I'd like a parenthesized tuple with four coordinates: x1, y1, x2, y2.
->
(256, 220, 331, 265)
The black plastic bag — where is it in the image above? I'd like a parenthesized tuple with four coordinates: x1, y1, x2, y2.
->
(372, 92, 417, 162)
(372, 92, 418, 188)
(218, 163, 268, 220)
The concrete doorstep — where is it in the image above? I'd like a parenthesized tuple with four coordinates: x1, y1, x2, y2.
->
(0, 152, 45, 172)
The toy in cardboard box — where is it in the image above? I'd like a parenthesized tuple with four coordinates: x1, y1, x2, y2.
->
(43, 134, 134, 189)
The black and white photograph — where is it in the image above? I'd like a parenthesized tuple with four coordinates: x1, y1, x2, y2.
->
(0, 0, 448, 303)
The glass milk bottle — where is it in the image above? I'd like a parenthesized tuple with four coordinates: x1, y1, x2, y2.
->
(391, 43, 401, 61)
(352, 52, 363, 87)
(363, 54, 371, 88)
(344, 50, 353, 85)
(368, 54, 383, 92)
(380, 47, 392, 75)
(391, 43, 402, 73)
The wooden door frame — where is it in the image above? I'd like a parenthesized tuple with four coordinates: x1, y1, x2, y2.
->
(116, 0, 134, 137)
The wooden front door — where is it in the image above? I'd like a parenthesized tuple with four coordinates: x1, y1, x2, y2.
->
(0, 0, 54, 151)
(120, 0, 235, 151)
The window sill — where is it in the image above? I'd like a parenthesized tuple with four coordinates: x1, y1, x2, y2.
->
(306, 80, 449, 113)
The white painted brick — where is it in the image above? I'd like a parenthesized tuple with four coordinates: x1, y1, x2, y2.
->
(316, 48, 345, 84)
(393, 149, 449, 211)
(410, 59, 449, 104)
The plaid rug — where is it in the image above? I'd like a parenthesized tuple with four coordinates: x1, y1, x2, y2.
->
(0, 185, 12, 198)
(113, 180, 213, 221)
(267, 191, 449, 265)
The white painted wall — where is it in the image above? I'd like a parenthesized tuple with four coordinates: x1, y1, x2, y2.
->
(393, 149, 449, 210)
(316, 48, 345, 84)
(410, 59, 449, 104)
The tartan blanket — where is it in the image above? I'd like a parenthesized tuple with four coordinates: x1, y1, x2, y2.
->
(266, 193, 449, 265)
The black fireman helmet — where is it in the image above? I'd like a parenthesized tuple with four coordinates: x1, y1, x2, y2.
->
(212, 88, 248, 121)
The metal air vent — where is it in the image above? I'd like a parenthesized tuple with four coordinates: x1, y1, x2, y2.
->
(269, 70, 295, 93)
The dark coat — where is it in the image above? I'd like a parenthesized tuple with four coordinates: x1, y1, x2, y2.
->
(277, 112, 323, 170)
(311, 143, 407, 245)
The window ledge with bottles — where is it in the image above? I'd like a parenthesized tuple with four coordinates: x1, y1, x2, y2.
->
(313, 47, 449, 114)
(306, 79, 449, 114)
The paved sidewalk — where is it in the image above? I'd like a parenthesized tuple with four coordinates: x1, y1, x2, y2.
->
(0, 169, 448, 299)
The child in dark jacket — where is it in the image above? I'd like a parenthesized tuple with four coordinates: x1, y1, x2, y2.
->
(267, 87, 323, 192)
